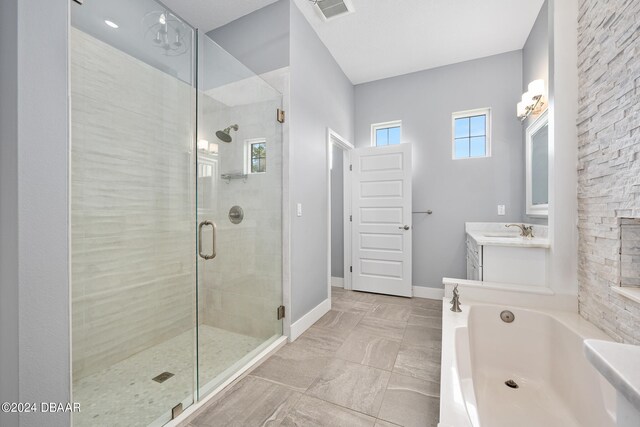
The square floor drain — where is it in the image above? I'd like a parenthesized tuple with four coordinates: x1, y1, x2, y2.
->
(152, 372, 174, 383)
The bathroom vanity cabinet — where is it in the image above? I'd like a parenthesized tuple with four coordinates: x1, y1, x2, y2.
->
(481, 245, 547, 286)
(466, 236, 483, 281)
(465, 223, 550, 287)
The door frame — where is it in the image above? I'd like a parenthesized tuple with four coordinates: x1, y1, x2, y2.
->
(326, 128, 354, 302)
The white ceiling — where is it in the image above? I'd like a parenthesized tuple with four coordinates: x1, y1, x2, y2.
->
(161, 0, 544, 85)
(292, 0, 545, 84)
(161, 0, 279, 32)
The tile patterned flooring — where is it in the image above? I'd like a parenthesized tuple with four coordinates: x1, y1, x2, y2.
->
(182, 289, 443, 427)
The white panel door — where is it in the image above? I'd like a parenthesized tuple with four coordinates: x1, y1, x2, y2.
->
(351, 144, 412, 297)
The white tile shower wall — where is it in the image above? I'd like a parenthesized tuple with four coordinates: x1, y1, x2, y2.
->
(71, 28, 196, 379)
(198, 90, 283, 340)
(576, 0, 640, 344)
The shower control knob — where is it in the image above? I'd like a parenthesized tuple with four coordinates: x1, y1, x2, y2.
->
(228, 205, 244, 224)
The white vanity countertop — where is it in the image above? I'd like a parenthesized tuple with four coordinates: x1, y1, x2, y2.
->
(584, 339, 640, 410)
(466, 222, 550, 248)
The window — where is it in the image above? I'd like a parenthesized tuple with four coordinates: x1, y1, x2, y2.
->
(452, 108, 491, 159)
(246, 138, 266, 174)
(371, 120, 402, 146)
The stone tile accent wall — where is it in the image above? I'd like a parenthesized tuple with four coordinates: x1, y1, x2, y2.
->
(576, 0, 640, 344)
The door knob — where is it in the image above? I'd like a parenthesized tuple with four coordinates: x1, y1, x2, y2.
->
(399, 225, 410, 230)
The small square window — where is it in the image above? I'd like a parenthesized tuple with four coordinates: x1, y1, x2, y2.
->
(371, 121, 402, 146)
(245, 139, 266, 174)
(452, 109, 491, 159)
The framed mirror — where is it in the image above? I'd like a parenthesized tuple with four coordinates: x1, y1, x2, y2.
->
(526, 109, 549, 217)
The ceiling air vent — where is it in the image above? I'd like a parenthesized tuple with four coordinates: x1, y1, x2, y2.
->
(314, 0, 354, 21)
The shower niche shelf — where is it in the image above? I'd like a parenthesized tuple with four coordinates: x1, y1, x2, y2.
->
(221, 173, 248, 183)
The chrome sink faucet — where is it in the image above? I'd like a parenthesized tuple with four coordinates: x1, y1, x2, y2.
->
(450, 285, 462, 313)
(505, 223, 534, 238)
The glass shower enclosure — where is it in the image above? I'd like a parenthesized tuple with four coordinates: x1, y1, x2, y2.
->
(70, 1, 283, 425)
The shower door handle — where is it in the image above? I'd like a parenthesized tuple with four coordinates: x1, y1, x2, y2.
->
(198, 220, 217, 260)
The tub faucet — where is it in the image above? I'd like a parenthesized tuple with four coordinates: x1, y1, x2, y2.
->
(505, 223, 534, 238)
(450, 285, 462, 313)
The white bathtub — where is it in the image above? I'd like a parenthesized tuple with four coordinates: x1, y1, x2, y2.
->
(440, 300, 617, 427)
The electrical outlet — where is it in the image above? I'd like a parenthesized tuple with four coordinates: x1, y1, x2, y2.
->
(297, 203, 302, 217)
(497, 205, 506, 216)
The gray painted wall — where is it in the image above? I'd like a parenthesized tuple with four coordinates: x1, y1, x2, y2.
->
(354, 51, 524, 288)
(208, 0, 290, 76)
(0, 1, 20, 426)
(290, 1, 354, 320)
(0, 1, 71, 426)
(331, 144, 344, 278)
(523, 1, 549, 121)
(522, 0, 549, 225)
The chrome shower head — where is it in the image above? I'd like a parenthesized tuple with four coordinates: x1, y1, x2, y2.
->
(216, 124, 238, 143)
(216, 130, 232, 143)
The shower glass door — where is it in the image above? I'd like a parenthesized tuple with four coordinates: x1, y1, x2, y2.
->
(195, 33, 284, 398)
(70, 0, 197, 425)
(71, 1, 284, 425)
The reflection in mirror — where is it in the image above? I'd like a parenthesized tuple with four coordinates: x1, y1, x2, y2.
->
(531, 124, 548, 205)
(526, 110, 549, 216)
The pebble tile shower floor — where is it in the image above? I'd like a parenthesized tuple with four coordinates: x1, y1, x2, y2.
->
(73, 326, 263, 427)
(182, 289, 443, 427)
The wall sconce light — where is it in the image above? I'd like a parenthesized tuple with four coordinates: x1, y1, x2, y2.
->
(517, 79, 546, 121)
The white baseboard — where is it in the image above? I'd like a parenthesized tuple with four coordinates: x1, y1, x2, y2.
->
(289, 298, 330, 341)
(331, 276, 344, 287)
(413, 286, 444, 300)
